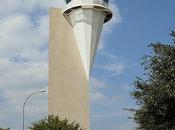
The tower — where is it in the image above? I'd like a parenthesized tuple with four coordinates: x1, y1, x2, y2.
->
(48, 0, 112, 129)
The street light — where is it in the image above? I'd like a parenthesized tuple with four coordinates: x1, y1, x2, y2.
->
(23, 90, 46, 130)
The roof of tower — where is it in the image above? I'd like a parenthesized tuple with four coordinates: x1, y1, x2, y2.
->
(65, 0, 110, 4)
(63, 0, 113, 23)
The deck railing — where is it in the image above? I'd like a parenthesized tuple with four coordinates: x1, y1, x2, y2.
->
(65, 0, 110, 6)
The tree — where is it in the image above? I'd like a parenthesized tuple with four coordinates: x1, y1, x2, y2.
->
(29, 115, 84, 130)
(130, 31, 175, 130)
(0, 128, 10, 130)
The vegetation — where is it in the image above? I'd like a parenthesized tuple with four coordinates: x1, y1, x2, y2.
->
(29, 115, 84, 130)
(0, 128, 10, 130)
(130, 31, 175, 130)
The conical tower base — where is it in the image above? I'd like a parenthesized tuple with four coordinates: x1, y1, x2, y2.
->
(67, 8, 106, 79)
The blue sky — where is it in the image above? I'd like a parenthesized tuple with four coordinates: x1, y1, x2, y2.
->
(0, 0, 175, 130)
(91, 0, 175, 130)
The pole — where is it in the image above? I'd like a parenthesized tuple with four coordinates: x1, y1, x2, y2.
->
(23, 90, 45, 130)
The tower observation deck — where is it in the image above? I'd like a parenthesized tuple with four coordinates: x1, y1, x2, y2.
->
(64, 0, 112, 23)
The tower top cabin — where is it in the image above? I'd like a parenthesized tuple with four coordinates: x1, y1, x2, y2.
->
(63, 0, 112, 23)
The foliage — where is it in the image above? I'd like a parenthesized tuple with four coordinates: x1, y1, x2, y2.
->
(0, 128, 10, 130)
(29, 115, 84, 130)
(130, 31, 175, 130)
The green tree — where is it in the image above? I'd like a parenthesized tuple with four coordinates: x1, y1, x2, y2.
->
(130, 31, 175, 130)
(29, 115, 84, 130)
(0, 128, 10, 130)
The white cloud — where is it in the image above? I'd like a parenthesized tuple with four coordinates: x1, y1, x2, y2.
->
(0, 58, 48, 129)
(90, 77, 108, 103)
(90, 77, 107, 90)
(0, 0, 65, 17)
(0, 1, 65, 129)
(99, 1, 122, 49)
(104, 0, 122, 33)
(90, 52, 127, 104)
(102, 63, 126, 77)
(95, 51, 126, 77)
(89, 77, 118, 104)
(90, 92, 107, 103)
(0, 59, 47, 90)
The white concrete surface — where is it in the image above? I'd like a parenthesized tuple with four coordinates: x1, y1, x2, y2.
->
(63, 0, 112, 79)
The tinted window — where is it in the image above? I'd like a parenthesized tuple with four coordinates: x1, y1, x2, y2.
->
(103, 0, 109, 3)
(66, 0, 71, 4)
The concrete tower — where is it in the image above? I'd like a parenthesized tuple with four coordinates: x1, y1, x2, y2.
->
(49, 0, 112, 130)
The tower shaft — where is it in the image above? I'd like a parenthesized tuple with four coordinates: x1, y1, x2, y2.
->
(48, 8, 89, 129)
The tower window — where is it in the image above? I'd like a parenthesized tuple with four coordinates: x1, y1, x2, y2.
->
(66, 0, 71, 4)
(103, 0, 109, 3)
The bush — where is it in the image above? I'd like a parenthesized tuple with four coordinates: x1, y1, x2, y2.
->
(29, 115, 84, 130)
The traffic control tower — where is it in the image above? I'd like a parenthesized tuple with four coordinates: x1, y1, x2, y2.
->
(49, 0, 112, 129)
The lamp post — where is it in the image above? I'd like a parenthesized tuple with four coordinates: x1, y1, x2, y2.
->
(23, 90, 46, 130)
